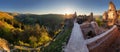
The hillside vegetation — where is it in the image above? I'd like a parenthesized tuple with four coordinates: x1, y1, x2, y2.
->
(0, 11, 13, 19)
(0, 11, 66, 49)
(15, 14, 65, 37)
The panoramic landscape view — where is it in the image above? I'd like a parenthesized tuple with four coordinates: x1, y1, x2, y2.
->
(0, 0, 120, 52)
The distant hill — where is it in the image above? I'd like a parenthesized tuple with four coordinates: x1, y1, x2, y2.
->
(14, 14, 66, 36)
(15, 13, 65, 29)
(0, 11, 66, 32)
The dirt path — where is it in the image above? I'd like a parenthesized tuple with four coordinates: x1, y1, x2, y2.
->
(65, 22, 89, 52)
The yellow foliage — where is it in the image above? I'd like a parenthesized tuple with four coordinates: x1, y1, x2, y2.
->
(29, 36, 37, 42)
(38, 32, 52, 45)
(0, 11, 13, 19)
(15, 28, 23, 32)
(54, 29, 61, 35)
(19, 41, 30, 46)
(0, 21, 14, 29)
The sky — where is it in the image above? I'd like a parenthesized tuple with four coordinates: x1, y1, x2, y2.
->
(0, 0, 120, 15)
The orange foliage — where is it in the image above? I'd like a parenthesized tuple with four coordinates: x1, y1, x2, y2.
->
(0, 11, 13, 19)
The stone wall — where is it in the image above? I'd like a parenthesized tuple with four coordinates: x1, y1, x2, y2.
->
(80, 23, 95, 39)
(80, 22, 101, 39)
(87, 26, 119, 52)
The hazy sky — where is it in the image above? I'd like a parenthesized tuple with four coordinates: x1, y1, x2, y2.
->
(0, 0, 120, 15)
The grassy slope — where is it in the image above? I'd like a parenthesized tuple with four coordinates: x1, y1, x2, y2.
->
(42, 26, 72, 52)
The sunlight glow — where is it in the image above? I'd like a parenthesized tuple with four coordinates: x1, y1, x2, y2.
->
(64, 8, 73, 15)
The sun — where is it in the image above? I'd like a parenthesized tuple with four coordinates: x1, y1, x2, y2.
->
(64, 8, 73, 15)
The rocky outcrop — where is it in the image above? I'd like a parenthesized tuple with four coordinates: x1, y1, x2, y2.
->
(103, 1, 118, 27)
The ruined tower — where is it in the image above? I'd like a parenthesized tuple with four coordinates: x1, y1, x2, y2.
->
(90, 12, 93, 21)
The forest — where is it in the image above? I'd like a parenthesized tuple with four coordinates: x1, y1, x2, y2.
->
(0, 11, 72, 51)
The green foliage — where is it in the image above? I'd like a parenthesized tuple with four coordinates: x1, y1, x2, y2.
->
(42, 28, 72, 52)
(29, 36, 37, 47)
(0, 12, 66, 52)
(95, 17, 103, 26)
(0, 18, 52, 48)
(15, 14, 65, 35)
(0, 21, 15, 43)
(17, 24, 52, 48)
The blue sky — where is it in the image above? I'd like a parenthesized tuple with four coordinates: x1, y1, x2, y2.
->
(0, 0, 120, 15)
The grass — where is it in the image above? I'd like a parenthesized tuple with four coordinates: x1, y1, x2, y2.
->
(41, 28, 72, 52)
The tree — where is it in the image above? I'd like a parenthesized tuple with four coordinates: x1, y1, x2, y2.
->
(29, 36, 37, 48)
(38, 26, 52, 46)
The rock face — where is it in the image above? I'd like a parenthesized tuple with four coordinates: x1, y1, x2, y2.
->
(103, 11, 108, 21)
(108, 2, 116, 11)
(108, 2, 118, 26)
(103, 1, 118, 27)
